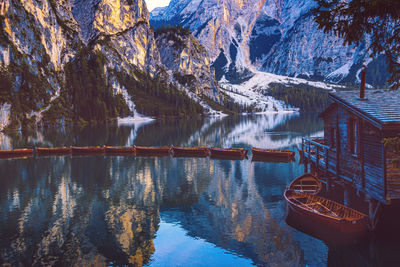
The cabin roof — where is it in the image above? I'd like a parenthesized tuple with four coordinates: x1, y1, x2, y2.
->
(329, 90, 400, 129)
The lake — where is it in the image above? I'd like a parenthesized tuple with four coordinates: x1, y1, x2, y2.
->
(1, 113, 398, 266)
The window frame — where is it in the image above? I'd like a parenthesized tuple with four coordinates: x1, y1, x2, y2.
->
(348, 118, 359, 156)
(330, 127, 337, 150)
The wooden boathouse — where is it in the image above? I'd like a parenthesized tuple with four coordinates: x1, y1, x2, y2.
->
(302, 76, 400, 227)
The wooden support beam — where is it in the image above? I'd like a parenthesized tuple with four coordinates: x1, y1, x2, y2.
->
(360, 120, 365, 189)
(368, 198, 381, 231)
(344, 183, 350, 206)
(336, 112, 340, 180)
(325, 147, 329, 176)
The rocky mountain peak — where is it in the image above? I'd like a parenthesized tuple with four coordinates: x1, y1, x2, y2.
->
(154, 26, 219, 99)
(150, 0, 386, 86)
(0, 0, 224, 130)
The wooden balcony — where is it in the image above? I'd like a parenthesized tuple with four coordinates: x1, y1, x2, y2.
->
(302, 137, 339, 178)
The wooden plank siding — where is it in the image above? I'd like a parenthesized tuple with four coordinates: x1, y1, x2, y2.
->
(318, 106, 387, 203)
(385, 142, 400, 199)
(361, 122, 385, 202)
(309, 90, 400, 204)
(322, 105, 337, 148)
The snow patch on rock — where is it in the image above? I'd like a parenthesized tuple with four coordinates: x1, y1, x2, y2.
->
(110, 78, 154, 123)
(0, 45, 11, 66)
(326, 62, 352, 83)
(0, 103, 11, 131)
(0, 133, 12, 149)
(220, 71, 343, 113)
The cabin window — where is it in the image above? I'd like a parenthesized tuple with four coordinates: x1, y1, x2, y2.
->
(330, 128, 336, 148)
(349, 119, 359, 155)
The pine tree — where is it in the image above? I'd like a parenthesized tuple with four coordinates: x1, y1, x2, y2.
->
(313, 0, 400, 89)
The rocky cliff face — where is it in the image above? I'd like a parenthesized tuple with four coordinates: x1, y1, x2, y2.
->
(154, 26, 219, 101)
(150, 0, 375, 85)
(0, 0, 221, 131)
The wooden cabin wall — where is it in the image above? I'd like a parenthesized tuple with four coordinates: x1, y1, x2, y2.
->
(336, 107, 362, 183)
(384, 130, 400, 200)
(323, 107, 337, 148)
(386, 148, 400, 199)
(336, 106, 386, 203)
(361, 122, 386, 202)
(320, 104, 390, 203)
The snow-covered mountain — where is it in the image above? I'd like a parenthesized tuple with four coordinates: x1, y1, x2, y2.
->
(150, 0, 379, 85)
(3, 0, 378, 131)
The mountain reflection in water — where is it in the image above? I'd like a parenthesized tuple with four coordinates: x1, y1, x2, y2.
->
(0, 113, 347, 266)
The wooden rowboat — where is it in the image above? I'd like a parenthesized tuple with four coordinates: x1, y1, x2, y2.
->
(251, 148, 295, 158)
(172, 147, 209, 157)
(134, 146, 171, 155)
(284, 189, 368, 235)
(285, 207, 365, 245)
(289, 173, 322, 195)
(104, 146, 135, 154)
(209, 147, 248, 158)
(36, 147, 71, 155)
(71, 146, 105, 155)
(0, 149, 33, 158)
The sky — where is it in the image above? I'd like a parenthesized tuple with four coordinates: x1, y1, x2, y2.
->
(145, 0, 171, 12)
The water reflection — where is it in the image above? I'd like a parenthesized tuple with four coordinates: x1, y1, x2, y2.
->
(0, 114, 336, 266)
(159, 158, 304, 266)
(327, 235, 400, 267)
(0, 113, 321, 150)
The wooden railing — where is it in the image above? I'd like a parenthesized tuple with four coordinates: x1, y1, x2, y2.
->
(302, 137, 337, 176)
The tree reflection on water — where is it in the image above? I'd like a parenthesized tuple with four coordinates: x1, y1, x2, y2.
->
(3, 114, 392, 266)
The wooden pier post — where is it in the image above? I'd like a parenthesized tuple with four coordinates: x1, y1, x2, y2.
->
(326, 175, 331, 193)
(344, 183, 350, 206)
(368, 197, 381, 230)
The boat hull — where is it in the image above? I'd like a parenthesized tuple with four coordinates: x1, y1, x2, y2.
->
(71, 146, 105, 155)
(36, 147, 71, 156)
(172, 147, 209, 157)
(0, 149, 33, 158)
(104, 146, 135, 155)
(251, 148, 295, 158)
(209, 147, 247, 158)
(135, 146, 171, 155)
(285, 190, 368, 236)
(286, 208, 367, 245)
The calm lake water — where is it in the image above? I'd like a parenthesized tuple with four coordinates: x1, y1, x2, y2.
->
(0, 113, 399, 266)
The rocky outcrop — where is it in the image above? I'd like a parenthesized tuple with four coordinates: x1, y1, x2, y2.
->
(0, 0, 223, 130)
(0, 103, 11, 131)
(154, 26, 219, 100)
(150, 0, 263, 84)
(150, 0, 378, 85)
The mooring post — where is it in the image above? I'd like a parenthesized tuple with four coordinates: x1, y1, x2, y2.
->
(368, 197, 381, 230)
(326, 175, 331, 193)
(304, 161, 308, 173)
(344, 183, 350, 206)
